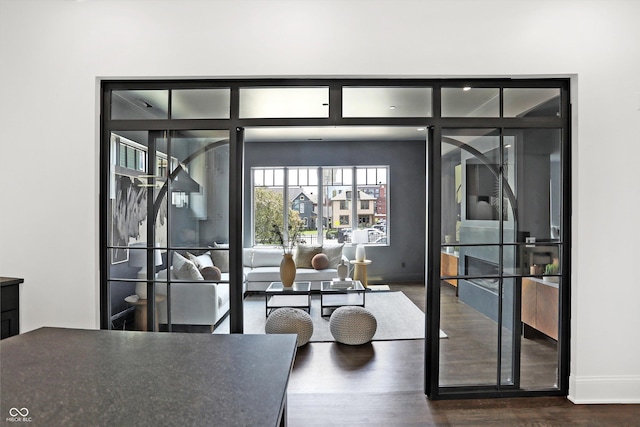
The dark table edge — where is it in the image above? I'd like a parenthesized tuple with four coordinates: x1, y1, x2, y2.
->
(0, 277, 24, 287)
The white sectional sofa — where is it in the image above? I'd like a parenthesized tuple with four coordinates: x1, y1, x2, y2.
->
(243, 244, 346, 292)
(149, 244, 346, 330)
(155, 251, 230, 331)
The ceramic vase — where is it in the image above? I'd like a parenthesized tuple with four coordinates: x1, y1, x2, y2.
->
(280, 253, 296, 287)
(355, 244, 366, 262)
(337, 259, 348, 280)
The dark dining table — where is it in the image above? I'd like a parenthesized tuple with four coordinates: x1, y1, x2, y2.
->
(0, 327, 297, 426)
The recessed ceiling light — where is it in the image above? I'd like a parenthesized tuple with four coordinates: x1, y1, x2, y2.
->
(463, 87, 471, 91)
(389, 105, 396, 110)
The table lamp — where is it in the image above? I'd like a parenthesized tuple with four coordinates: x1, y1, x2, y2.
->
(352, 229, 368, 261)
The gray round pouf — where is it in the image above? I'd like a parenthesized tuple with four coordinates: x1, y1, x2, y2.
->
(329, 306, 377, 345)
(265, 307, 314, 347)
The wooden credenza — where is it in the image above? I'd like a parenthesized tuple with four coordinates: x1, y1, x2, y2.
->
(440, 252, 459, 288)
(1, 277, 23, 339)
(522, 277, 558, 340)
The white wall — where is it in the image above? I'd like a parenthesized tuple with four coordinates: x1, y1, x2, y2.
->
(1, 0, 639, 403)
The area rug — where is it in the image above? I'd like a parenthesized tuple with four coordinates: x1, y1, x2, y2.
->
(215, 291, 447, 341)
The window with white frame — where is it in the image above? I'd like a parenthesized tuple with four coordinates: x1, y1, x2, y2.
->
(252, 166, 388, 246)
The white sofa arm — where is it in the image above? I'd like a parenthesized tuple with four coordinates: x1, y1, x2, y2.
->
(155, 268, 221, 326)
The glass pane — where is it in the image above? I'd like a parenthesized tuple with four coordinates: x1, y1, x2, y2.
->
(171, 88, 231, 119)
(239, 87, 329, 118)
(357, 167, 388, 244)
(520, 275, 560, 389)
(440, 244, 501, 387)
(168, 130, 230, 248)
(500, 278, 517, 386)
(503, 243, 561, 277)
(108, 131, 156, 267)
(441, 129, 500, 245)
(323, 167, 352, 243)
(253, 168, 285, 245)
(502, 129, 562, 389)
(342, 86, 432, 117)
(111, 90, 169, 120)
(503, 129, 562, 244)
(504, 88, 561, 117)
(107, 280, 137, 331)
(441, 87, 499, 117)
(289, 168, 319, 246)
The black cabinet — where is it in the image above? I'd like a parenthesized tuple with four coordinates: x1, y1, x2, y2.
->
(1, 277, 23, 339)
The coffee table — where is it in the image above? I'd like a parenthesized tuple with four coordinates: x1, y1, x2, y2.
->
(265, 281, 312, 317)
(320, 280, 366, 317)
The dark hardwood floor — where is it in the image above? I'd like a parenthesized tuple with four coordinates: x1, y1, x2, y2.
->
(286, 283, 640, 426)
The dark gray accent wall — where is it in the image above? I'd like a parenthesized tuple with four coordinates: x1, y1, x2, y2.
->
(244, 139, 426, 283)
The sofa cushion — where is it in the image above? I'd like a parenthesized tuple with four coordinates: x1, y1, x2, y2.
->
(243, 248, 254, 267)
(209, 249, 229, 273)
(173, 252, 204, 280)
(294, 245, 322, 269)
(311, 253, 330, 270)
(251, 248, 284, 268)
(322, 243, 345, 269)
(187, 251, 215, 269)
(245, 266, 281, 283)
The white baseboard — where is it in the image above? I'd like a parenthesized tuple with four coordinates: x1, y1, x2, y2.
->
(569, 375, 640, 404)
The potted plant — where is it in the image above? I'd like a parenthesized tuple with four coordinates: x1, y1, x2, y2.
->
(544, 258, 560, 282)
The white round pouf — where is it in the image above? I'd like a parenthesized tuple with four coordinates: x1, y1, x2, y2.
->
(265, 307, 314, 347)
(329, 306, 377, 345)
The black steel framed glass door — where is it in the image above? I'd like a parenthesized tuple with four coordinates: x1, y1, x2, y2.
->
(428, 84, 570, 398)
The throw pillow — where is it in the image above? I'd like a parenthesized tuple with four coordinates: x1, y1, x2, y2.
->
(322, 243, 344, 269)
(209, 249, 229, 273)
(196, 252, 214, 269)
(173, 251, 188, 272)
(200, 265, 222, 281)
(186, 252, 201, 268)
(250, 248, 284, 268)
(173, 252, 204, 280)
(294, 245, 322, 269)
(311, 253, 330, 270)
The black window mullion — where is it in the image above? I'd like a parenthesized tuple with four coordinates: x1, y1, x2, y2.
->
(426, 124, 441, 398)
(145, 134, 158, 332)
